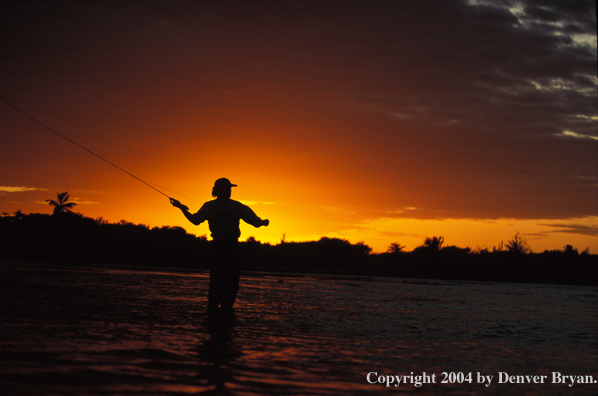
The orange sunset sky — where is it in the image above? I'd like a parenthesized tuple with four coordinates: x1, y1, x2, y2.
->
(1, 1, 597, 253)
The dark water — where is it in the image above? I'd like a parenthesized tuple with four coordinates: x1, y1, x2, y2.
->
(1, 262, 596, 395)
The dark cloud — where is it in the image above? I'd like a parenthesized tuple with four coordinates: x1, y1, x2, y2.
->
(538, 223, 598, 237)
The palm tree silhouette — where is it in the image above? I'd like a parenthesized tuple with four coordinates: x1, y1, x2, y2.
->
(46, 191, 77, 215)
(506, 233, 531, 254)
(387, 242, 405, 254)
(424, 236, 444, 252)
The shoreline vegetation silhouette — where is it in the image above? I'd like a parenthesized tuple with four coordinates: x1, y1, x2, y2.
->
(1, 196, 596, 286)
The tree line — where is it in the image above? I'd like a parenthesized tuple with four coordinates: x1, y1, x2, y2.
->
(1, 193, 596, 286)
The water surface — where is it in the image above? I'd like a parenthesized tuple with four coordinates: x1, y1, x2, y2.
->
(1, 262, 596, 395)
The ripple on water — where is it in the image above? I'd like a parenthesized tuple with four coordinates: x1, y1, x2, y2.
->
(0, 264, 597, 395)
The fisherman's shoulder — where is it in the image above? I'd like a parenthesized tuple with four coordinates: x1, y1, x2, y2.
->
(230, 199, 247, 208)
(230, 200, 255, 212)
(199, 199, 218, 210)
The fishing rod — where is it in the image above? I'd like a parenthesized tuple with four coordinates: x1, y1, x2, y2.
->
(1, 95, 199, 204)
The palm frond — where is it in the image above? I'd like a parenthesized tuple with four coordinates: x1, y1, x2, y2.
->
(57, 192, 70, 204)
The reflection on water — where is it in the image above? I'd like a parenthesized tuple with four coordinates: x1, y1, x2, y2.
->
(0, 262, 596, 395)
(197, 317, 241, 395)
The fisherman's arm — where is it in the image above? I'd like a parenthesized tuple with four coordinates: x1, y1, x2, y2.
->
(241, 204, 269, 228)
(170, 198, 205, 225)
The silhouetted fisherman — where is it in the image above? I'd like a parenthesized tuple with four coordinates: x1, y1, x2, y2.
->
(170, 178, 269, 317)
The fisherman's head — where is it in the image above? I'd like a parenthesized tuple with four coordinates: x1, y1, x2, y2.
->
(212, 178, 236, 199)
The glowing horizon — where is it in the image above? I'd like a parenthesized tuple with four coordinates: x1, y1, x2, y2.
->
(2, 187, 597, 254)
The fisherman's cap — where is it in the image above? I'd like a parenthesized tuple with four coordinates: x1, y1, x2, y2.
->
(214, 178, 237, 189)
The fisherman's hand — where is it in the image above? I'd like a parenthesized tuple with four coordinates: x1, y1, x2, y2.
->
(170, 198, 189, 211)
(262, 219, 269, 227)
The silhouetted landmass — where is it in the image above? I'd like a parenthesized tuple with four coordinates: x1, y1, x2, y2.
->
(1, 211, 596, 286)
(0, 211, 208, 266)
